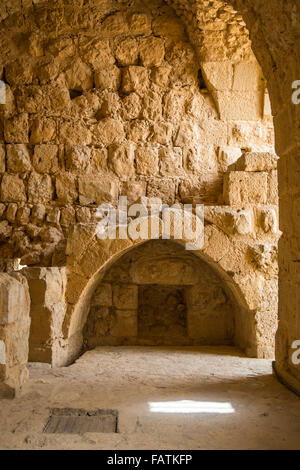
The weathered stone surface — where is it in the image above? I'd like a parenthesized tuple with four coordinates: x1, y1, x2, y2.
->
(28, 173, 53, 203)
(22, 267, 66, 366)
(223, 171, 268, 205)
(78, 177, 118, 205)
(6, 144, 31, 172)
(234, 152, 279, 171)
(135, 147, 159, 176)
(56, 173, 78, 203)
(33, 144, 59, 174)
(0, 273, 30, 398)
(1, 174, 26, 202)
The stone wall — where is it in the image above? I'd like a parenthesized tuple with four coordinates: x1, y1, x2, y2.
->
(83, 240, 235, 348)
(0, 0, 274, 267)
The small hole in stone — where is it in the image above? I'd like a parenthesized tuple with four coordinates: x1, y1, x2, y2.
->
(69, 89, 83, 100)
(198, 69, 208, 93)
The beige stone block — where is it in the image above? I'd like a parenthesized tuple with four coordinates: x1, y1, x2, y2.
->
(159, 147, 183, 176)
(128, 12, 151, 35)
(121, 93, 142, 120)
(17, 206, 30, 225)
(56, 172, 78, 204)
(101, 12, 129, 36)
(147, 178, 175, 205)
(65, 145, 92, 172)
(5, 60, 33, 86)
(122, 181, 146, 203)
(28, 173, 53, 204)
(30, 117, 56, 144)
(122, 66, 149, 94)
(108, 143, 135, 180)
(268, 170, 278, 204)
(78, 176, 118, 205)
(60, 120, 92, 146)
(76, 206, 91, 224)
(60, 206, 76, 226)
(1, 174, 26, 202)
(234, 152, 278, 171)
(33, 144, 59, 174)
(223, 171, 268, 205)
(115, 38, 139, 66)
(0, 144, 5, 172)
(151, 121, 173, 145)
(6, 203, 17, 223)
(215, 91, 263, 121)
(232, 62, 264, 91)
(6, 144, 31, 172)
(0, 221, 12, 241)
(201, 61, 233, 91)
(94, 65, 121, 91)
(92, 118, 125, 147)
(135, 147, 159, 176)
(139, 37, 165, 67)
(4, 113, 29, 143)
(64, 59, 93, 91)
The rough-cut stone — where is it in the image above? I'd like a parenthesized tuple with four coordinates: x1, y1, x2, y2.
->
(33, 144, 59, 174)
(22, 267, 66, 367)
(223, 171, 268, 205)
(0, 273, 30, 398)
(6, 144, 31, 173)
(136, 147, 159, 176)
(234, 152, 279, 171)
(78, 177, 118, 205)
(1, 174, 26, 202)
(28, 173, 53, 203)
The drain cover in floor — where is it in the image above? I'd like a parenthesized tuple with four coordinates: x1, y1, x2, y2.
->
(43, 408, 118, 434)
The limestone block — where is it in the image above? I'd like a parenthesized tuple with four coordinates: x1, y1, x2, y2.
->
(218, 146, 242, 171)
(28, 173, 53, 203)
(0, 220, 12, 241)
(135, 147, 159, 176)
(61, 206, 76, 226)
(259, 208, 278, 233)
(92, 118, 125, 147)
(122, 66, 149, 94)
(132, 258, 197, 285)
(22, 267, 67, 366)
(5, 60, 33, 86)
(1, 174, 26, 202)
(6, 144, 31, 172)
(122, 181, 146, 203)
(250, 244, 278, 275)
(205, 206, 253, 235)
(201, 61, 233, 91)
(147, 178, 175, 205)
(31, 204, 45, 223)
(94, 65, 121, 91)
(6, 203, 17, 223)
(232, 62, 264, 92)
(30, 117, 56, 144)
(121, 93, 142, 120)
(0, 273, 30, 398)
(78, 176, 118, 205)
(223, 171, 268, 205)
(60, 120, 92, 146)
(152, 121, 173, 145)
(139, 37, 165, 67)
(64, 59, 93, 91)
(4, 113, 29, 143)
(152, 13, 185, 38)
(65, 145, 92, 172)
(101, 12, 129, 36)
(128, 12, 151, 35)
(108, 143, 135, 180)
(115, 38, 139, 66)
(33, 144, 59, 173)
(113, 284, 138, 309)
(159, 147, 183, 176)
(76, 207, 91, 224)
(79, 38, 115, 68)
(17, 206, 30, 225)
(56, 172, 78, 203)
(0, 144, 5, 173)
(234, 152, 278, 171)
(142, 92, 162, 121)
(214, 91, 263, 121)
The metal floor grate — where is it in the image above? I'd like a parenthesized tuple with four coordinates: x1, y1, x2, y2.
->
(43, 408, 118, 434)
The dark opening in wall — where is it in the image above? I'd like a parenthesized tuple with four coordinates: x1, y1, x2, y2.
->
(198, 68, 208, 93)
(69, 89, 83, 99)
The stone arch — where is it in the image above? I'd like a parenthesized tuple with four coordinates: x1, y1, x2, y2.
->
(61, 214, 274, 364)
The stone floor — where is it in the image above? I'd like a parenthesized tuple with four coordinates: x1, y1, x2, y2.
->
(0, 346, 299, 450)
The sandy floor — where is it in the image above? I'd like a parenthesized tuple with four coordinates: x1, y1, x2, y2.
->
(0, 346, 299, 450)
